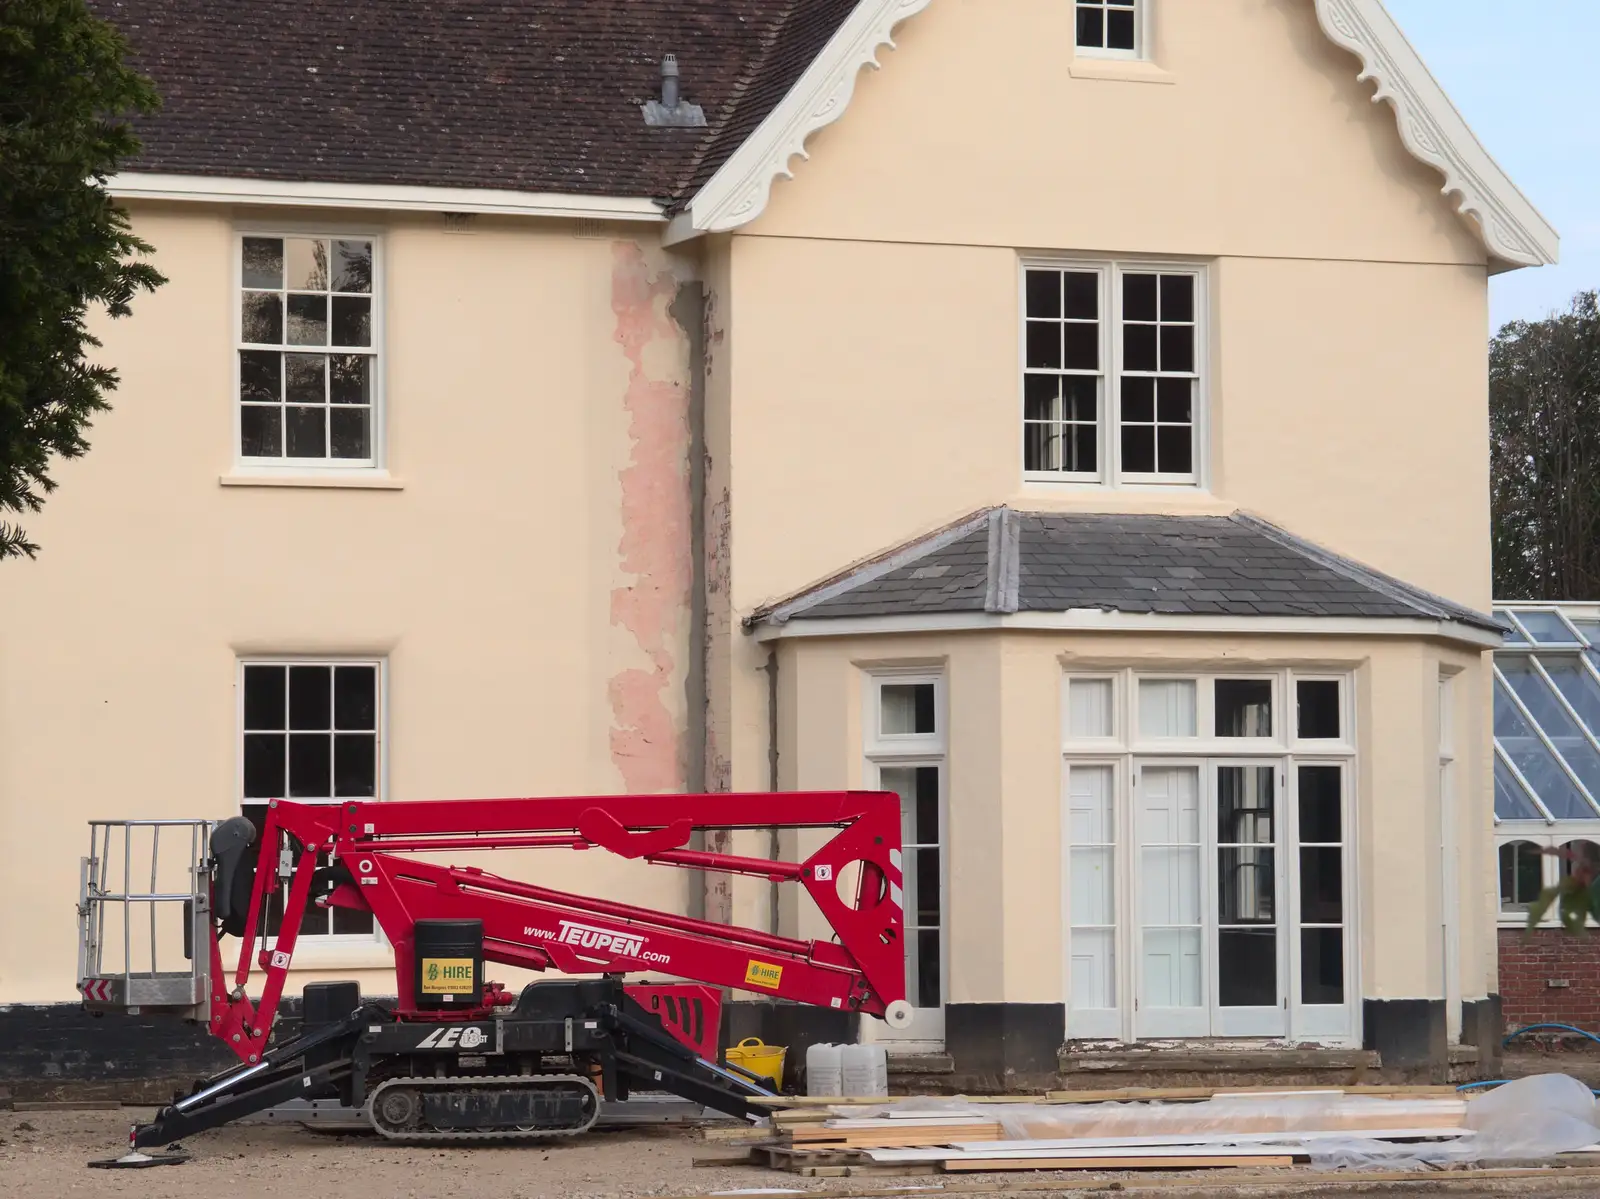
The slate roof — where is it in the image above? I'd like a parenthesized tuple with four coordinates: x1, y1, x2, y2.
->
(92, 0, 859, 203)
(749, 509, 1500, 631)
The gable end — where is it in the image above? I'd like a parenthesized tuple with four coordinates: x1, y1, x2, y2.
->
(1314, 0, 1558, 270)
(674, 0, 932, 238)
(678, 0, 1558, 271)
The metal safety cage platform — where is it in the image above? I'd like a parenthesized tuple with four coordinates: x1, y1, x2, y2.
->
(78, 820, 214, 1018)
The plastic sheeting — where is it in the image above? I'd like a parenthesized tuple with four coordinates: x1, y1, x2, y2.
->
(845, 1075, 1600, 1169)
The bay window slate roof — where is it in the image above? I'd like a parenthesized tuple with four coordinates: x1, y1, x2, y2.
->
(749, 510, 1499, 631)
(93, 0, 858, 202)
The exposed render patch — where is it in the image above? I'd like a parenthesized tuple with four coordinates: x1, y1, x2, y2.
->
(608, 242, 692, 793)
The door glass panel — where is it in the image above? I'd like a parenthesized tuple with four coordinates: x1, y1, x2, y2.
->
(1301, 928, 1344, 1004)
(1297, 765, 1342, 843)
(1218, 930, 1276, 1006)
(882, 766, 941, 1010)
(1296, 765, 1344, 1006)
(1070, 928, 1116, 1009)
(1138, 765, 1202, 1010)
(1299, 848, 1343, 923)
(1144, 928, 1202, 1007)
(1069, 765, 1117, 1012)
(1216, 765, 1276, 1007)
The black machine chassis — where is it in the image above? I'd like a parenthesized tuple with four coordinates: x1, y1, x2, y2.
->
(127, 980, 765, 1151)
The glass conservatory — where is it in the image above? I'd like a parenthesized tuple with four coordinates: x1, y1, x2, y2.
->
(1494, 603, 1600, 922)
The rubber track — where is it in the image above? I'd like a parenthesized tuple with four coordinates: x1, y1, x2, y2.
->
(366, 1074, 600, 1143)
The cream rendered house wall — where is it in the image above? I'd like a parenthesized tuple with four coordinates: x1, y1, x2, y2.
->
(0, 0, 1505, 1026)
(721, 0, 1489, 613)
(0, 205, 700, 1002)
(706, 0, 1497, 976)
(775, 630, 1493, 1023)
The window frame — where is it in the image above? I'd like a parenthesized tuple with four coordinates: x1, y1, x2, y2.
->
(1020, 258, 1208, 490)
(1495, 826, 1600, 926)
(1073, 0, 1148, 61)
(1294, 675, 1351, 750)
(1062, 667, 1358, 1044)
(1062, 756, 1126, 1039)
(1065, 673, 1122, 746)
(866, 672, 946, 755)
(232, 226, 387, 474)
(862, 669, 948, 1028)
(236, 655, 389, 952)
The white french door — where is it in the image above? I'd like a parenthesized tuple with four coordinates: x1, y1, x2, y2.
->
(1133, 759, 1287, 1038)
(1211, 761, 1287, 1037)
(1063, 669, 1355, 1044)
(1135, 762, 1207, 1037)
(871, 762, 945, 1047)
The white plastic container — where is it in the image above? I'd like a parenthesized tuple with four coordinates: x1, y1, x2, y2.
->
(805, 1043, 843, 1097)
(841, 1043, 888, 1097)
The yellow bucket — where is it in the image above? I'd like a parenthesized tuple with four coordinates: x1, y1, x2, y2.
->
(725, 1038, 787, 1090)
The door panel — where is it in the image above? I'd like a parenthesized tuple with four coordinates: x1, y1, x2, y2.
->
(1136, 764, 1207, 1037)
(1293, 762, 1352, 1039)
(1068, 764, 1120, 1037)
(1213, 763, 1286, 1036)
(873, 763, 944, 1046)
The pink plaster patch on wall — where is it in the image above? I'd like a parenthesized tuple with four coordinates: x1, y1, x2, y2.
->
(608, 242, 692, 793)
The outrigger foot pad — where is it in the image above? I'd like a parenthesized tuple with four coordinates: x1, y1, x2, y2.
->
(89, 1144, 191, 1169)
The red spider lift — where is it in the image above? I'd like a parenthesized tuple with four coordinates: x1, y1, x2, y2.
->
(75, 792, 908, 1159)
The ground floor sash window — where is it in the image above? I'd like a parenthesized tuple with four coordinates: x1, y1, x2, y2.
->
(1064, 669, 1355, 1043)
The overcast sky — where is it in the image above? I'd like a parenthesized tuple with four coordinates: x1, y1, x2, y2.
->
(1384, 0, 1599, 332)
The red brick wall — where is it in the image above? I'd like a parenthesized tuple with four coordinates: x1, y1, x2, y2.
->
(1499, 927, 1600, 1031)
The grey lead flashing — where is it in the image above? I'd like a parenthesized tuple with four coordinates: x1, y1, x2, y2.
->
(984, 508, 1020, 614)
(746, 507, 996, 628)
(1230, 512, 1498, 632)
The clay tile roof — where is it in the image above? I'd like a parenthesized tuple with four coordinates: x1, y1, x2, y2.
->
(92, 0, 861, 204)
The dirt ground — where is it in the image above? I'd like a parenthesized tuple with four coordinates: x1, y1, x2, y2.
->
(6, 1111, 1600, 1199)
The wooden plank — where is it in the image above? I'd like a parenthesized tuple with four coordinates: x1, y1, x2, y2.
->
(788, 1130, 1004, 1149)
(699, 1124, 770, 1142)
(875, 1144, 1300, 1163)
(941, 1154, 1298, 1172)
(754, 1084, 1466, 1110)
(940, 1128, 1473, 1156)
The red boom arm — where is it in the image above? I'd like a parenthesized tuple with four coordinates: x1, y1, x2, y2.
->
(209, 792, 907, 1064)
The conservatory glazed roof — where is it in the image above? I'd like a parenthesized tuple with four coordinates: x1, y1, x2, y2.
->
(1494, 604, 1600, 823)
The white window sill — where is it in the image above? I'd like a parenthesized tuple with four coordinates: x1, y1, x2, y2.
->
(220, 470, 405, 491)
(1021, 473, 1204, 491)
(1069, 58, 1175, 85)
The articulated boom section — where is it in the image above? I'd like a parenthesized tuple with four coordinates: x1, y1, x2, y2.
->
(212, 791, 908, 1065)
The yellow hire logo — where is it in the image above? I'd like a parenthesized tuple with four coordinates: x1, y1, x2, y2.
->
(427, 962, 440, 982)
